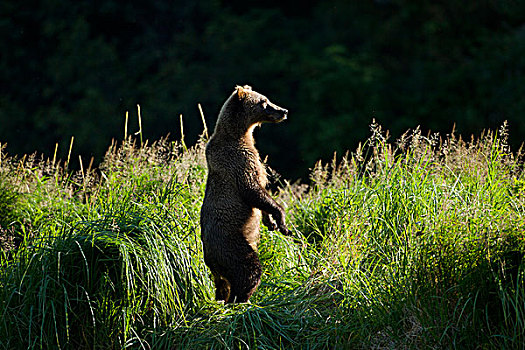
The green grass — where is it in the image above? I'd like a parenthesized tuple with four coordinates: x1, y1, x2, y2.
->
(0, 122, 524, 349)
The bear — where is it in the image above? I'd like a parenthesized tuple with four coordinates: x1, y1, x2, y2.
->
(200, 85, 292, 304)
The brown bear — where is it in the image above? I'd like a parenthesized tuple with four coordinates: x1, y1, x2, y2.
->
(200, 85, 291, 303)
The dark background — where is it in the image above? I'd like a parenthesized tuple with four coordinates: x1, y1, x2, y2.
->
(1, 0, 525, 180)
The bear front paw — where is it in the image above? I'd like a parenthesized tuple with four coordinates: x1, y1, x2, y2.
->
(279, 226, 292, 236)
(262, 213, 277, 231)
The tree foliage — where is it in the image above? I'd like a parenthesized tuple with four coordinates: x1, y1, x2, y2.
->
(1, 0, 525, 178)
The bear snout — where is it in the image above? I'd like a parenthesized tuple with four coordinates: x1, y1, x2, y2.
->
(277, 109, 288, 122)
(266, 104, 288, 122)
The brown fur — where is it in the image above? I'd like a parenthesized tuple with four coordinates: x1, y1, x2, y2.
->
(200, 85, 291, 303)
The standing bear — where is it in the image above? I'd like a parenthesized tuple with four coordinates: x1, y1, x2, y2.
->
(200, 85, 292, 303)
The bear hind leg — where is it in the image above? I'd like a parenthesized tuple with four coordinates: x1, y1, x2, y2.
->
(226, 251, 262, 303)
(213, 273, 230, 302)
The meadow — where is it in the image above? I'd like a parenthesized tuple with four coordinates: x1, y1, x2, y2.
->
(0, 120, 524, 349)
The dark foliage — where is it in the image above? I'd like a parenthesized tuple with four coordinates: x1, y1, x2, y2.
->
(1, 0, 525, 179)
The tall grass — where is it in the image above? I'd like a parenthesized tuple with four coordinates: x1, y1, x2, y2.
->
(0, 120, 523, 349)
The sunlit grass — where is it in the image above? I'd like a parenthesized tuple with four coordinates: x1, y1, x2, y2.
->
(0, 120, 523, 349)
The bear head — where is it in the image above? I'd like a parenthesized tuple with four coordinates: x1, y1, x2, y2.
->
(235, 85, 288, 126)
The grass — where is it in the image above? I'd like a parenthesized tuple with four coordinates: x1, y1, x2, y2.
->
(0, 120, 524, 349)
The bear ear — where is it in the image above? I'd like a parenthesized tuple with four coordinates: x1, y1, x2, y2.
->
(235, 85, 252, 99)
